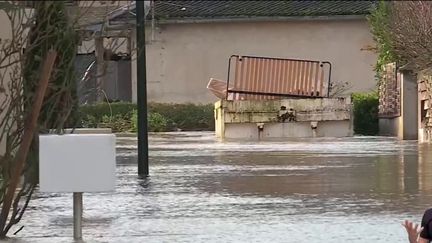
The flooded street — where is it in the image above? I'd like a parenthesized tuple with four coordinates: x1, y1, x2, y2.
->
(8, 132, 432, 242)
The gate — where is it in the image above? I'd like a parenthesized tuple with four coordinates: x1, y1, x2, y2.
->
(226, 55, 332, 100)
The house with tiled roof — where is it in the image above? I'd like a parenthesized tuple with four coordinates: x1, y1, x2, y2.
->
(87, 1, 379, 103)
(112, 1, 374, 24)
(129, 0, 378, 103)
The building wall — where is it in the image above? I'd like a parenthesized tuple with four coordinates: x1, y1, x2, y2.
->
(132, 18, 377, 104)
(78, 37, 129, 55)
(418, 71, 432, 143)
(378, 70, 418, 140)
(0, 7, 33, 155)
(379, 118, 402, 138)
(402, 71, 418, 140)
(0, 9, 12, 155)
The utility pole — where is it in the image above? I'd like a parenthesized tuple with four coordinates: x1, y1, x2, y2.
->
(136, 0, 149, 176)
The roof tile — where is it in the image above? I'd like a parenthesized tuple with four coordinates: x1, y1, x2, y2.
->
(151, 1, 376, 20)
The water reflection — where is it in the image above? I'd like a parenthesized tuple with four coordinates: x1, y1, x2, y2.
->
(7, 132, 432, 242)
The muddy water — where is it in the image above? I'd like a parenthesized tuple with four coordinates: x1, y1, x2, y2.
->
(7, 132, 432, 242)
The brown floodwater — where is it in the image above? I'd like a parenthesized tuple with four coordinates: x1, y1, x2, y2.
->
(5, 132, 432, 242)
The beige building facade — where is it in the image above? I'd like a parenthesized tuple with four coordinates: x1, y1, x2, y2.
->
(0, 7, 32, 155)
(0, 9, 11, 155)
(131, 18, 377, 104)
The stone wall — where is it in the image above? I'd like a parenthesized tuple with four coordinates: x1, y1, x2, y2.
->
(418, 70, 432, 142)
(215, 97, 353, 139)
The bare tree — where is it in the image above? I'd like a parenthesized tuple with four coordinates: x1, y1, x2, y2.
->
(388, 1, 432, 72)
(0, 0, 133, 238)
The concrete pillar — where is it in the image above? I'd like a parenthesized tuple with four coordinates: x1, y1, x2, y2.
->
(379, 68, 418, 140)
(418, 78, 425, 143)
(401, 70, 418, 140)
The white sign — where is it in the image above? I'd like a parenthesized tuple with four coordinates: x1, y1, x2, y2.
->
(39, 134, 116, 193)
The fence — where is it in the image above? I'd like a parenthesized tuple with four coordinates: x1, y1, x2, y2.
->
(226, 55, 332, 100)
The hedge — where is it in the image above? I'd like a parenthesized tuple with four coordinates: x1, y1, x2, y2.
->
(77, 102, 215, 133)
(352, 92, 379, 135)
(78, 96, 378, 135)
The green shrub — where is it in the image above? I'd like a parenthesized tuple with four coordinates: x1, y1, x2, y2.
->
(78, 102, 136, 122)
(352, 92, 379, 135)
(367, 1, 397, 73)
(148, 112, 169, 132)
(78, 102, 136, 132)
(130, 109, 169, 132)
(148, 103, 215, 131)
(131, 109, 138, 132)
(78, 102, 215, 132)
(99, 114, 133, 133)
(80, 114, 98, 128)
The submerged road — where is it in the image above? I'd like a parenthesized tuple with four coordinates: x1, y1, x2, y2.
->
(9, 132, 432, 242)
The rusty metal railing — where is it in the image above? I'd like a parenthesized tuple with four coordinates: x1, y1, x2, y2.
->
(226, 55, 332, 100)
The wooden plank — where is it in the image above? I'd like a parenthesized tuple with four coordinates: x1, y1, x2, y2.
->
(251, 57, 258, 99)
(272, 59, 279, 94)
(283, 60, 290, 94)
(313, 62, 320, 96)
(244, 57, 251, 99)
(299, 61, 305, 95)
(294, 61, 301, 95)
(304, 62, 311, 95)
(307, 62, 314, 96)
(267, 58, 275, 95)
(253, 59, 260, 100)
(262, 59, 270, 100)
(279, 60, 286, 94)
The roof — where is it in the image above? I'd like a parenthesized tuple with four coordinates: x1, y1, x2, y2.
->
(110, 0, 376, 24)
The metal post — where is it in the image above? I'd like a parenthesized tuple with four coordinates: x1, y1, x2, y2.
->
(136, 0, 149, 176)
(73, 192, 83, 240)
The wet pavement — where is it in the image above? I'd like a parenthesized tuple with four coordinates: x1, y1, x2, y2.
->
(6, 132, 432, 242)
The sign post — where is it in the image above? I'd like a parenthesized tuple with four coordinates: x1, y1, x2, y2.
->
(39, 134, 116, 240)
(136, 0, 149, 176)
(73, 192, 83, 239)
